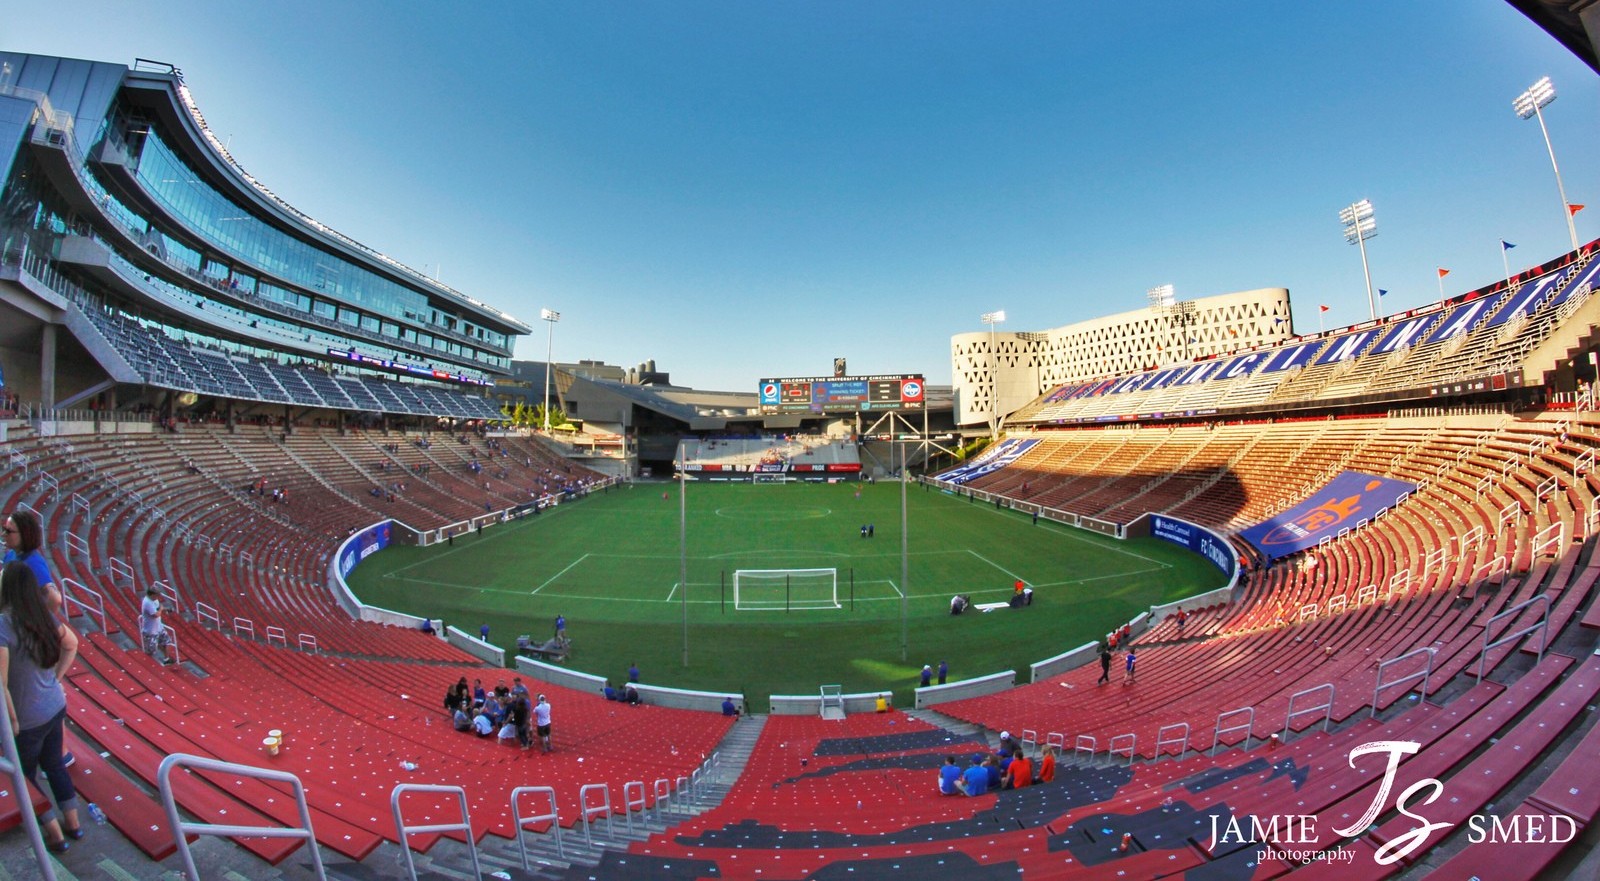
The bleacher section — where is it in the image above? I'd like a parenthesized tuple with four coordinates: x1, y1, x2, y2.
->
(1011, 248, 1599, 428)
(679, 435, 860, 473)
(7, 400, 1600, 879)
(75, 301, 502, 420)
(5, 246, 1600, 878)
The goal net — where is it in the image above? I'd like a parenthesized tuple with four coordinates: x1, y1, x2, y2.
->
(733, 568, 840, 610)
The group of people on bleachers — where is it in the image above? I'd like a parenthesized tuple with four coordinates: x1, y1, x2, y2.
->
(601, 659, 644, 705)
(442, 675, 553, 753)
(601, 679, 641, 705)
(243, 477, 290, 504)
(938, 732, 1057, 797)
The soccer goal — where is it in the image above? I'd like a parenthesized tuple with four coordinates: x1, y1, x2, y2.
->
(733, 568, 841, 610)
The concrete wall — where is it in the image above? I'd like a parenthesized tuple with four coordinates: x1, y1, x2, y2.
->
(447, 627, 506, 667)
(914, 670, 1015, 709)
(514, 656, 606, 694)
(1030, 641, 1100, 682)
(770, 691, 894, 715)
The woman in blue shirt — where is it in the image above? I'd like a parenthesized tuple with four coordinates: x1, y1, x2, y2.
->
(3, 511, 61, 614)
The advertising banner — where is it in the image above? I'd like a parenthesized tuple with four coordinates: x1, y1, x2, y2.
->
(936, 438, 1039, 485)
(1239, 471, 1414, 561)
(1150, 515, 1236, 575)
(338, 521, 392, 578)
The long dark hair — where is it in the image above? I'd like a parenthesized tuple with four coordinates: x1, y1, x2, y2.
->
(1, 561, 60, 669)
(5, 511, 42, 556)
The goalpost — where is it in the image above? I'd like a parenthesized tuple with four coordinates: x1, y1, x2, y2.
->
(732, 568, 841, 610)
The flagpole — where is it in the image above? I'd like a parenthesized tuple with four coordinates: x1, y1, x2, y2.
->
(1500, 242, 1512, 290)
(1437, 270, 1446, 301)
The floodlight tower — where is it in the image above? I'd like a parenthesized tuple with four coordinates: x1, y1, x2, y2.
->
(540, 308, 560, 431)
(1340, 200, 1379, 321)
(980, 310, 1006, 441)
(1513, 77, 1580, 252)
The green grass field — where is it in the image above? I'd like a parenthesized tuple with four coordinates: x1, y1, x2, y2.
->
(346, 480, 1226, 709)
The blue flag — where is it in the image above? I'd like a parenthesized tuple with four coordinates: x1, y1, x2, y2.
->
(1501, 240, 1516, 250)
(1378, 289, 1388, 297)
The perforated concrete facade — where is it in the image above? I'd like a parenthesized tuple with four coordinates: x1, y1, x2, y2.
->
(952, 287, 1294, 426)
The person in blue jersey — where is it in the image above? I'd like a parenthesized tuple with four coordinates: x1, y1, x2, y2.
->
(938, 755, 962, 795)
(961, 756, 989, 796)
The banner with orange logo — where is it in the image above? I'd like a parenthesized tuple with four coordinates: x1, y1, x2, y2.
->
(1239, 471, 1416, 561)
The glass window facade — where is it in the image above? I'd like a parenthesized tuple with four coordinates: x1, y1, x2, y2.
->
(1, 70, 522, 388)
(128, 126, 512, 360)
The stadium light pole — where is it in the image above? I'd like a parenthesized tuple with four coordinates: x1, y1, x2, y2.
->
(1340, 200, 1379, 321)
(680, 444, 689, 667)
(1513, 77, 1580, 252)
(980, 311, 1005, 441)
(1146, 284, 1173, 354)
(899, 438, 909, 662)
(540, 308, 560, 432)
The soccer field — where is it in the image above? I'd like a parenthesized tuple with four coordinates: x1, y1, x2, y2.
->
(346, 480, 1226, 708)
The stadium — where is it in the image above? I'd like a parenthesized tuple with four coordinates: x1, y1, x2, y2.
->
(2, 4, 1600, 880)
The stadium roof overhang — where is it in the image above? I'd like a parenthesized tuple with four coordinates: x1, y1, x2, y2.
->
(1506, 0, 1600, 73)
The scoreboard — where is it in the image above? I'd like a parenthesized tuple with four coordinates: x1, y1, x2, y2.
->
(758, 374, 926, 415)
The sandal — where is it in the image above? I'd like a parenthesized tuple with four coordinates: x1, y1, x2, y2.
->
(64, 824, 85, 840)
(46, 836, 69, 853)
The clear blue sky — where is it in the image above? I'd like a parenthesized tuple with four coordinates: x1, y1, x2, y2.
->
(9, 2, 1597, 391)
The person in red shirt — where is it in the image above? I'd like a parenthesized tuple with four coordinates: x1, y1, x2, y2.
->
(1036, 745, 1057, 783)
(1003, 753, 1032, 790)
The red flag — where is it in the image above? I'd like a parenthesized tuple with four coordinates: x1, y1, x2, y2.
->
(1437, 267, 1451, 278)
(1570, 203, 1586, 216)
(1318, 304, 1329, 313)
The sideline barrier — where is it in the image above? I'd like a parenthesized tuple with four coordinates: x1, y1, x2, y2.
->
(915, 669, 1016, 709)
(515, 655, 607, 695)
(447, 627, 505, 667)
(770, 690, 894, 716)
(1031, 641, 1099, 683)
(632, 682, 745, 714)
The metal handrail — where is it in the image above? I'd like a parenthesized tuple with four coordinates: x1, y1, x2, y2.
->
(622, 780, 647, 834)
(1283, 683, 1335, 740)
(390, 783, 480, 881)
(510, 785, 562, 867)
(158, 753, 325, 881)
(652, 778, 672, 822)
(59, 576, 109, 635)
(1371, 647, 1437, 717)
(578, 783, 613, 848)
(0, 686, 57, 880)
(1477, 595, 1551, 680)
(1212, 706, 1255, 755)
(1108, 733, 1137, 766)
(1154, 723, 1190, 761)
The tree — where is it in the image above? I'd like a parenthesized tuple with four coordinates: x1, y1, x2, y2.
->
(532, 403, 571, 430)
